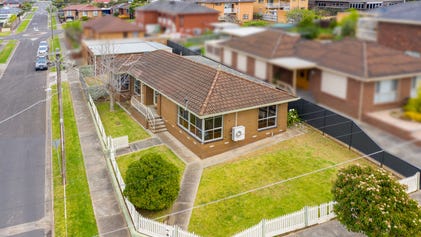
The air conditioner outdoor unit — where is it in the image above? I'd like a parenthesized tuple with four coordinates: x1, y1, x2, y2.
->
(232, 126, 245, 141)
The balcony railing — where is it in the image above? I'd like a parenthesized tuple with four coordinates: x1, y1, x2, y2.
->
(262, 14, 278, 22)
(266, 2, 290, 8)
(224, 8, 238, 13)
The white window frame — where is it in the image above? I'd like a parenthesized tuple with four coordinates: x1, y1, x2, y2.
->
(411, 76, 421, 98)
(258, 105, 277, 130)
(223, 49, 232, 66)
(254, 59, 267, 79)
(66, 10, 72, 17)
(153, 90, 159, 105)
(93, 10, 98, 16)
(321, 71, 348, 99)
(237, 53, 247, 72)
(82, 11, 87, 17)
(177, 106, 223, 143)
(134, 80, 141, 96)
(374, 80, 398, 104)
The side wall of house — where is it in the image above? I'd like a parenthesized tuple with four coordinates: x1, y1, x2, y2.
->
(135, 11, 158, 30)
(175, 13, 219, 34)
(377, 22, 421, 55)
(160, 95, 288, 158)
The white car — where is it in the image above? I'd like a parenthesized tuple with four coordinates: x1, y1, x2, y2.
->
(39, 41, 49, 51)
(37, 45, 48, 57)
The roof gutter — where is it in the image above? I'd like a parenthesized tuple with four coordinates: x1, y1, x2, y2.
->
(377, 18, 421, 26)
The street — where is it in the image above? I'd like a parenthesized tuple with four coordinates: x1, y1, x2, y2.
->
(0, 2, 52, 236)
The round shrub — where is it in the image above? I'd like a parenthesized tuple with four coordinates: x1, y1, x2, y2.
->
(123, 153, 180, 211)
(332, 165, 421, 237)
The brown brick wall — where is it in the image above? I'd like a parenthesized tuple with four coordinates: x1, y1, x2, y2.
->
(136, 11, 158, 30)
(176, 14, 218, 34)
(160, 95, 288, 158)
(377, 22, 421, 54)
(232, 51, 238, 69)
(246, 56, 255, 76)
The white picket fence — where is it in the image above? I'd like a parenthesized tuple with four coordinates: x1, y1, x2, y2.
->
(234, 202, 336, 237)
(399, 172, 420, 193)
(87, 95, 421, 237)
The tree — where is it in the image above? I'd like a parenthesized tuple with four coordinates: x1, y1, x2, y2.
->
(339, 9, 359, 37)
(286, 9, 318, 26)
(404, 84, 421, 122)
(123, 153, 180, 211)
(332, 165, 421, 237)
(21, 2, 32, 12)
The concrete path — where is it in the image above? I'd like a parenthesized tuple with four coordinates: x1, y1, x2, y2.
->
(285, 220, 365, 237)
(116, 137, 162, 156)
(68, 69, 130, 237)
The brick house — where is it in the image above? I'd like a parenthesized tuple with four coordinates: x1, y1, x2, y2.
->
(313, 0, 402, 11)
(108, 50, 297, 158)
(83, 15, 143, 40)
(135, 1, 219, 35)
(195, 0, 255, 23)
(110, 3, 131, 19)
(63, 4, 102, 20)
(372, 1, 421, 57)
(253, 0, 309, 23)
(206, 29, 421, 122)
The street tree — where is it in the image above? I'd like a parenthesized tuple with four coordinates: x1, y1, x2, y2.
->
(332, 165, 421, 237)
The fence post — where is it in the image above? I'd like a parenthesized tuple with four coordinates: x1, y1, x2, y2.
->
(304, 206, 309, 227)
(417, 172, 420, 191)
(381, 151, 385, 168)
(322, 110, 326, 136)
(261, 219, 266, 237)
(348, 122, 353, 150)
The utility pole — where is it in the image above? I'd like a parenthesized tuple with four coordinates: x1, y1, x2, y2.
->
(50, 4, 54, 50)
(56, 49, 66, 185)
(56, 48, 68, 237)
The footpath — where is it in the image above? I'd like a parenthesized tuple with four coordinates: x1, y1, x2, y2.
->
(66, 67, 130, 236)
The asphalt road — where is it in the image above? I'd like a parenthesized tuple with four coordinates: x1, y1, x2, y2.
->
(0, 2, 52, 236)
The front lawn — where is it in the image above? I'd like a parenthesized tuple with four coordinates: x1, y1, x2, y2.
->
(95, 101, 150, 142)
(51, 83, 98, 237)
(0, 40, 17, 63)
(16, 19, 30, 33)
(117, 145, 185, 219)
(189, 129, 374, 237)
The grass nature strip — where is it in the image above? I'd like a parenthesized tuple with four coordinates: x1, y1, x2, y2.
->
(0, 40, 17, 63)
(51, 83, 98, 236)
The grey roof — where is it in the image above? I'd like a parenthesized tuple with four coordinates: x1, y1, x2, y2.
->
(0, 7, 22, 14)
(371, 1, 421, 23)
(137, 1, 219, 15)
(83, 39, 172, 56)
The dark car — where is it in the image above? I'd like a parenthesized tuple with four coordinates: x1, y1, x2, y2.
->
(35, 56, 48, 71)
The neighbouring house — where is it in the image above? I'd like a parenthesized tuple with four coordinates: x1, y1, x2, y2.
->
(195, 0, 254, 23)
(63, 4, 102, 21)
(206, 29, 421, 139)
(2, 0, 27, 8)
(83, 15, 143, 39)
(312, 0, 403, 11)
(110, 2, 131, 19)
(107, 50, 297, 158)
(135, 1, 219, 35)
(82, 38, 172, 75)
(357, 1, 421, 57)
(0, 7, 22, 25)
(254, 0, 309, 23)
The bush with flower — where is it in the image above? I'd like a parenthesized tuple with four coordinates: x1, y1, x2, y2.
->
(332, 165, 421, 237)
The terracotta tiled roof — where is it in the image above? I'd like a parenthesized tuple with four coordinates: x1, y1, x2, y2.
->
(221, 29, 301, 59)
(123, 50, 296, 116)
(84, 15, 141, 33)
(221, 29, 421, 79)
(315, 39, 421, 79)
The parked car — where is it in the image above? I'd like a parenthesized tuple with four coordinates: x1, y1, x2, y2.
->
(35, 56, 48, 71)
(39, 41, 49, 51)
(37, 45, 48, 57)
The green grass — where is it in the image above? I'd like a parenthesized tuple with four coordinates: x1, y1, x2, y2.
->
(16, 19, 30, 33)
(32, 7, 38, 12)
(25, 13, 34, 20)
(49, 36, 62, 72)
(0, 32, 11, 37)
(51, 83, 98, 237)
(51, 14, 57, 30)
(0, 40, 17, 63)
(95, 101, 150, 142)
(189, 129, 375, 237)
(117, 145, 185, 219)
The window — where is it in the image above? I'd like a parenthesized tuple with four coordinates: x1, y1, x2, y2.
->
(321, 71, 348, 99)
(374, 80, 398, 104)
(123, 32, 128, 38)
(153, 90, 159, 105)
(223, 49, 232, 66)
(93, 10, 98, 16)
(243, 14, 249, 20)
(258, 0, 264, 3)
(411, 76, 421, 98)
(177, 106, 223, 142)
(66, 11, 72, 17)
(258, 105, 277, 130)
(82, 11, 87, 17)
(254, 60, 267, 79)
(114, 74, 130, 92)
(134, 80, 141, 96)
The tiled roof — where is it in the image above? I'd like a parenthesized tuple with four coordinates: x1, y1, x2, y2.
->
(221, 29, 301, 59)
(371, 1, 421, 23)
(136, 1, 219, 15)
(122, 50, 296, 117)
(315, 39, 421, 79)
(84, 15, 141, 33)
(63, 4, 101, 11)
(221, 29, 421, 79)
(195, 0, 255, 3)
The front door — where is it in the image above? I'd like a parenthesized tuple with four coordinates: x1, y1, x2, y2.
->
(296, 69, 309, 89)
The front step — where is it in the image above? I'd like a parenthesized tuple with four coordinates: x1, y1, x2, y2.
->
(148, 117, 167, 133)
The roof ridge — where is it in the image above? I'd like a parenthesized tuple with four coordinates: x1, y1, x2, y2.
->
(199, 69, 220, 115)
(270, 31, 284, 58)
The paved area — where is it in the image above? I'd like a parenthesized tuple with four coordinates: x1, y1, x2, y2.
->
(285, 220, 365, 237)
(67, 65, 130, 236)
(116, 137, 162, 156)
